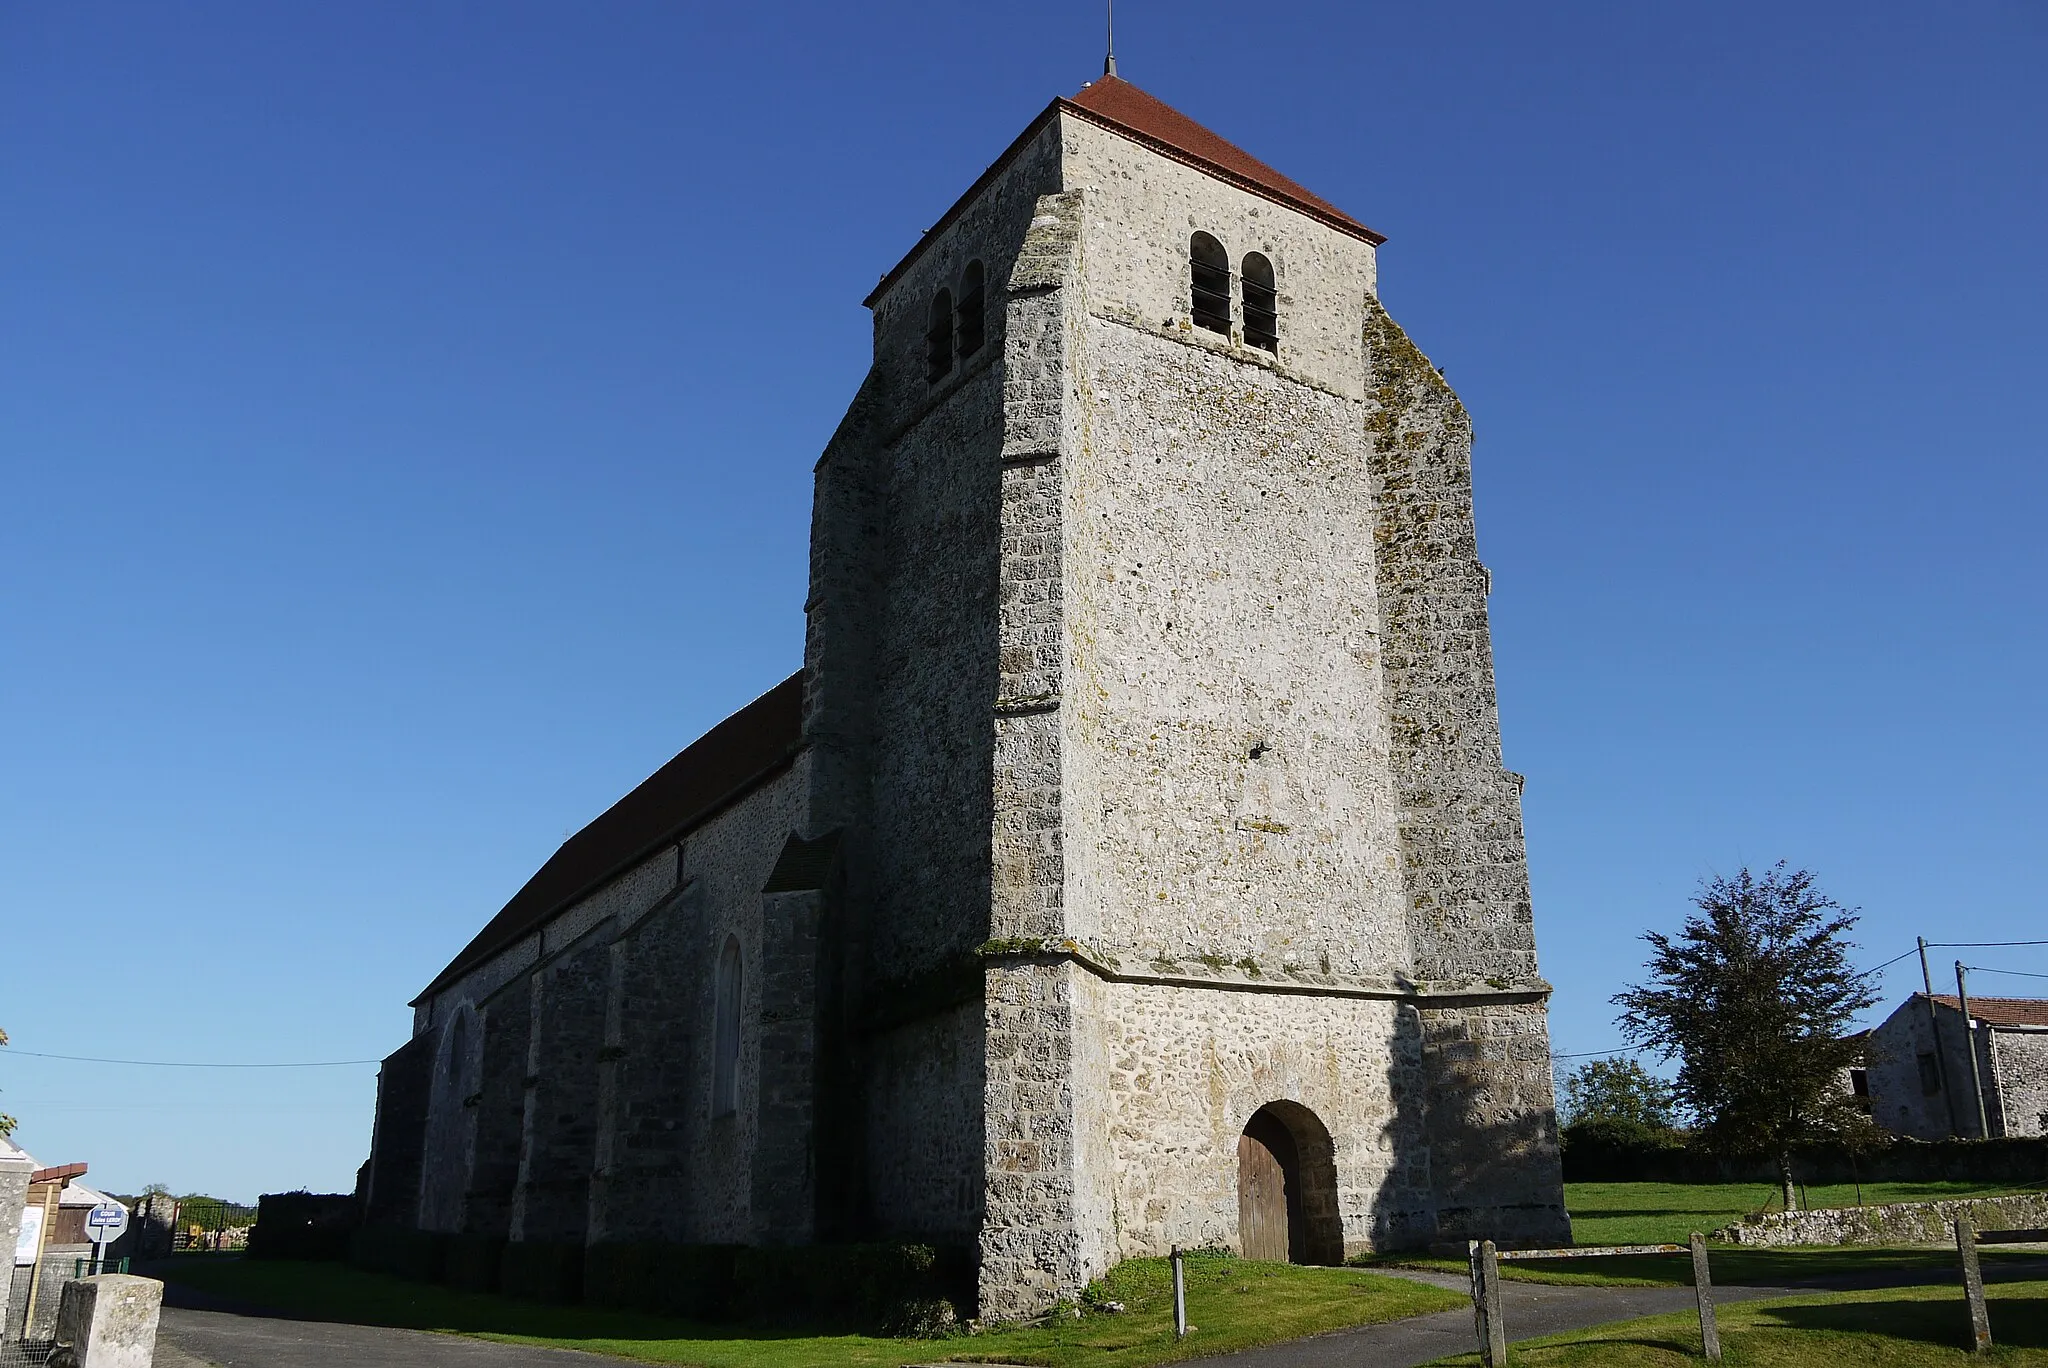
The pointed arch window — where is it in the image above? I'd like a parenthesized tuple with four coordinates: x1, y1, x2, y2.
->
(712, 935, 743, 1117)
(1191, 233, 1231, 336)
(926, 288, 954, 383)
(957, 261, 986, 360)
(1242, 253, 1277, 354)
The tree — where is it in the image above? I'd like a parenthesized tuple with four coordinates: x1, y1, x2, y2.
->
(1558, 1056, 1679, 1131)
(1614, 862, 1878, 1211)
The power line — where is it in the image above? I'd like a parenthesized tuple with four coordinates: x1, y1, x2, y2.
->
(1923, 939, 2048, 949)
(0, 1049, 380, 1069)
(1957, 966, 2048, 982)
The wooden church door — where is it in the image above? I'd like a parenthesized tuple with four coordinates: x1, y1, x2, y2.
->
(1237, 1109, 1300, 1262)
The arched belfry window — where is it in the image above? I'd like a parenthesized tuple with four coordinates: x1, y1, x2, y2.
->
(712, 935, 743, 1117)
(1190, 233, 1231, 336)
(957, 261, 986, 360)
(1242, 253, 1277, 354)
(926, 288, 954, 383)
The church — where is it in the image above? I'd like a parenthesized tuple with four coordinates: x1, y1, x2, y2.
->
(362, 66, 1570, 1321)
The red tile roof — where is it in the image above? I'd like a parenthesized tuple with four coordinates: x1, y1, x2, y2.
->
(415, 674, 805, 1002)
(866, 75, 1380, 307)
(1926, 994, 2048, 1028)
(1064, 77, 1382, 244)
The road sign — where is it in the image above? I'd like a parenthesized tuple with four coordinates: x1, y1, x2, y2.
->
(85, 1204, 128, 1245)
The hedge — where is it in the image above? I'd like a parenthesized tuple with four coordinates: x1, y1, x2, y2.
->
(500, 1238, 583, 1303)
(249, 1192, 358, 1261)
(346, 1228, 972, 1328)
(1562, 1130, 2048, 1185)
(348, 1225, 447, 1283)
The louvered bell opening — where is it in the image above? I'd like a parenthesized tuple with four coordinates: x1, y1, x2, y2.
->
(957, 268, 986, 359)
(1191, 232, 1231, 336)
(926, 288, 954, 383)
(1242, 253, 1277, 354)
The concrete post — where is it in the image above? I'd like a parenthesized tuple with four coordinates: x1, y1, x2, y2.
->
(1169, 1245, 1187, 1340)
(1955, 1217, 1991, 1352)
(52, 1275, 163, 1368)
(1690, 1232, 1721, 1362)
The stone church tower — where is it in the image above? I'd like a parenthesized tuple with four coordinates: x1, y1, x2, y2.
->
(365, 72, 1569, 1322)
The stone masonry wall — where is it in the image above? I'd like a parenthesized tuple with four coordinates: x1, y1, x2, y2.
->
(1716, 1192, 2048, 1247)
(1415, 1000, 1566, 1243)
(1362, 297, 1538, 987)
(1083, 979, 1434, 1261)
(1991, 1031, 2048, 1139)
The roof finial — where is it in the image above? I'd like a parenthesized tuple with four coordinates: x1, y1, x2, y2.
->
(1104, 0, 1117, 77)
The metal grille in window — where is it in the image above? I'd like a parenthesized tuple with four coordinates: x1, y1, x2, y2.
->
(1190, 232, 1230, 335)
(1242, 252, 1277, 354)
(926, 288, 954, 383)
(957, 261, 985, 359)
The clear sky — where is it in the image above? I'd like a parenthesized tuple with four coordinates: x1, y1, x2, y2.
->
(3, 1, 2044, 1201)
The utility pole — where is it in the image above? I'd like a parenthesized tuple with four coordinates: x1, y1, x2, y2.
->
(1919, 937, 1961, 1136)
(1955, 961, 1992, 1139)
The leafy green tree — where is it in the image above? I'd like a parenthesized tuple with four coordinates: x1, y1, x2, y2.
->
(1559, 1056, 1679, 1130)
(1614, 862, 1878, 1211)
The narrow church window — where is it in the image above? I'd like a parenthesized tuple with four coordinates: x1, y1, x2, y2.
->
(445, 1009, 469, 1091)
(926, 288, 954, 382)
(713, 935, 743, 1117)
(1190, 233, 1230, 336)
(957, 261, 986, 359)
(1242, 253, 1278, 354)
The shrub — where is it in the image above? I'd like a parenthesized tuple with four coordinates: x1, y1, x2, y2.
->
(445, 1234, 505, 1293)
(348, 1226, 446, 1282)
(249, 1192, 357, 1261)
(500, 1239, 583, 1303)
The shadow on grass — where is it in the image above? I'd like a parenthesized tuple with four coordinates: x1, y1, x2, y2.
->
(149, 1258, 846, 1346)
(1754, 1291, 2048, 1352)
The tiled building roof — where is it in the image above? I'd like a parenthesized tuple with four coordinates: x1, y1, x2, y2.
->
(416, 673, 805, 1001)
(867, 75, 1380, 306)
(1925, 994, 2048, 1028)
(1064, 76, 1381, 243)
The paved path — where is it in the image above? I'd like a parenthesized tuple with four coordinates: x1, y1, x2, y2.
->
(1189, 1269, 1806, 1367)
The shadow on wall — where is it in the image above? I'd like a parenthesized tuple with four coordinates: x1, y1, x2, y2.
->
(1368, 1001, 1568, 1252)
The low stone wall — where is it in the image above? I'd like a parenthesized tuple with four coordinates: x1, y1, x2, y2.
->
(1712, 1193, 2048, 1247)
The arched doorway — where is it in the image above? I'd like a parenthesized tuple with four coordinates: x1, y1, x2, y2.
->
(1236, 1101, 1344, 1264)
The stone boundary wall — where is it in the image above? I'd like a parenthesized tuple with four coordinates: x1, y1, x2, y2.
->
(1712, 1192, 2048, 1247)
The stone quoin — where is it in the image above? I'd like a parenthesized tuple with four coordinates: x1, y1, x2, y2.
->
(363, 71, 1571, 1322)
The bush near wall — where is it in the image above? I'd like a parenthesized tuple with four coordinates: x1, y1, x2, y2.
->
(500, 1238, 583, 1303)
(572, 1241, 967, 1327)
(445, 1234, 505, 1293)
(249, 1192, 359, 1261)
(1562, 1130, 2048, 1185)
(353, 1231, 972, 1329)
(348, 1225, 447, 1283)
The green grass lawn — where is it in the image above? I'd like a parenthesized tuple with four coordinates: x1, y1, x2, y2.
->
(1364, 1180, 2048, 1288)
(155, 1250, 1461, 1368)
(1564, 1179, 2036, 1247)
(1419, 1279, 2048, 1365)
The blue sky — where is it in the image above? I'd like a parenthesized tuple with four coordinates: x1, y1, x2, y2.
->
(3, 1, 2043, 1200)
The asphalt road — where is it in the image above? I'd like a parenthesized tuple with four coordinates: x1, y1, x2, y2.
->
(148, 1257, 2047, 1368)
(154, 1305, 614, 1368)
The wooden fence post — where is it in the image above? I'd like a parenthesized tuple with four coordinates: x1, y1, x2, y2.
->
(1955, 1217, 1991, 1352)
(1477, 1240, 1507, 1366)
(1690, 1232, 1721, 1362)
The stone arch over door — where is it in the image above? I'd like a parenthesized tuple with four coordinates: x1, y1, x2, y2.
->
(1236, 1100, 1343, 1265)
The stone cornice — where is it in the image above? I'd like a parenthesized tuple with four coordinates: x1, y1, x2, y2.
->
(976, 937, 1551, 1005)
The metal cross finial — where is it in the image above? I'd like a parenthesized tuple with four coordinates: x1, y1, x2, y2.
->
(1104, 0, 1118, 76)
